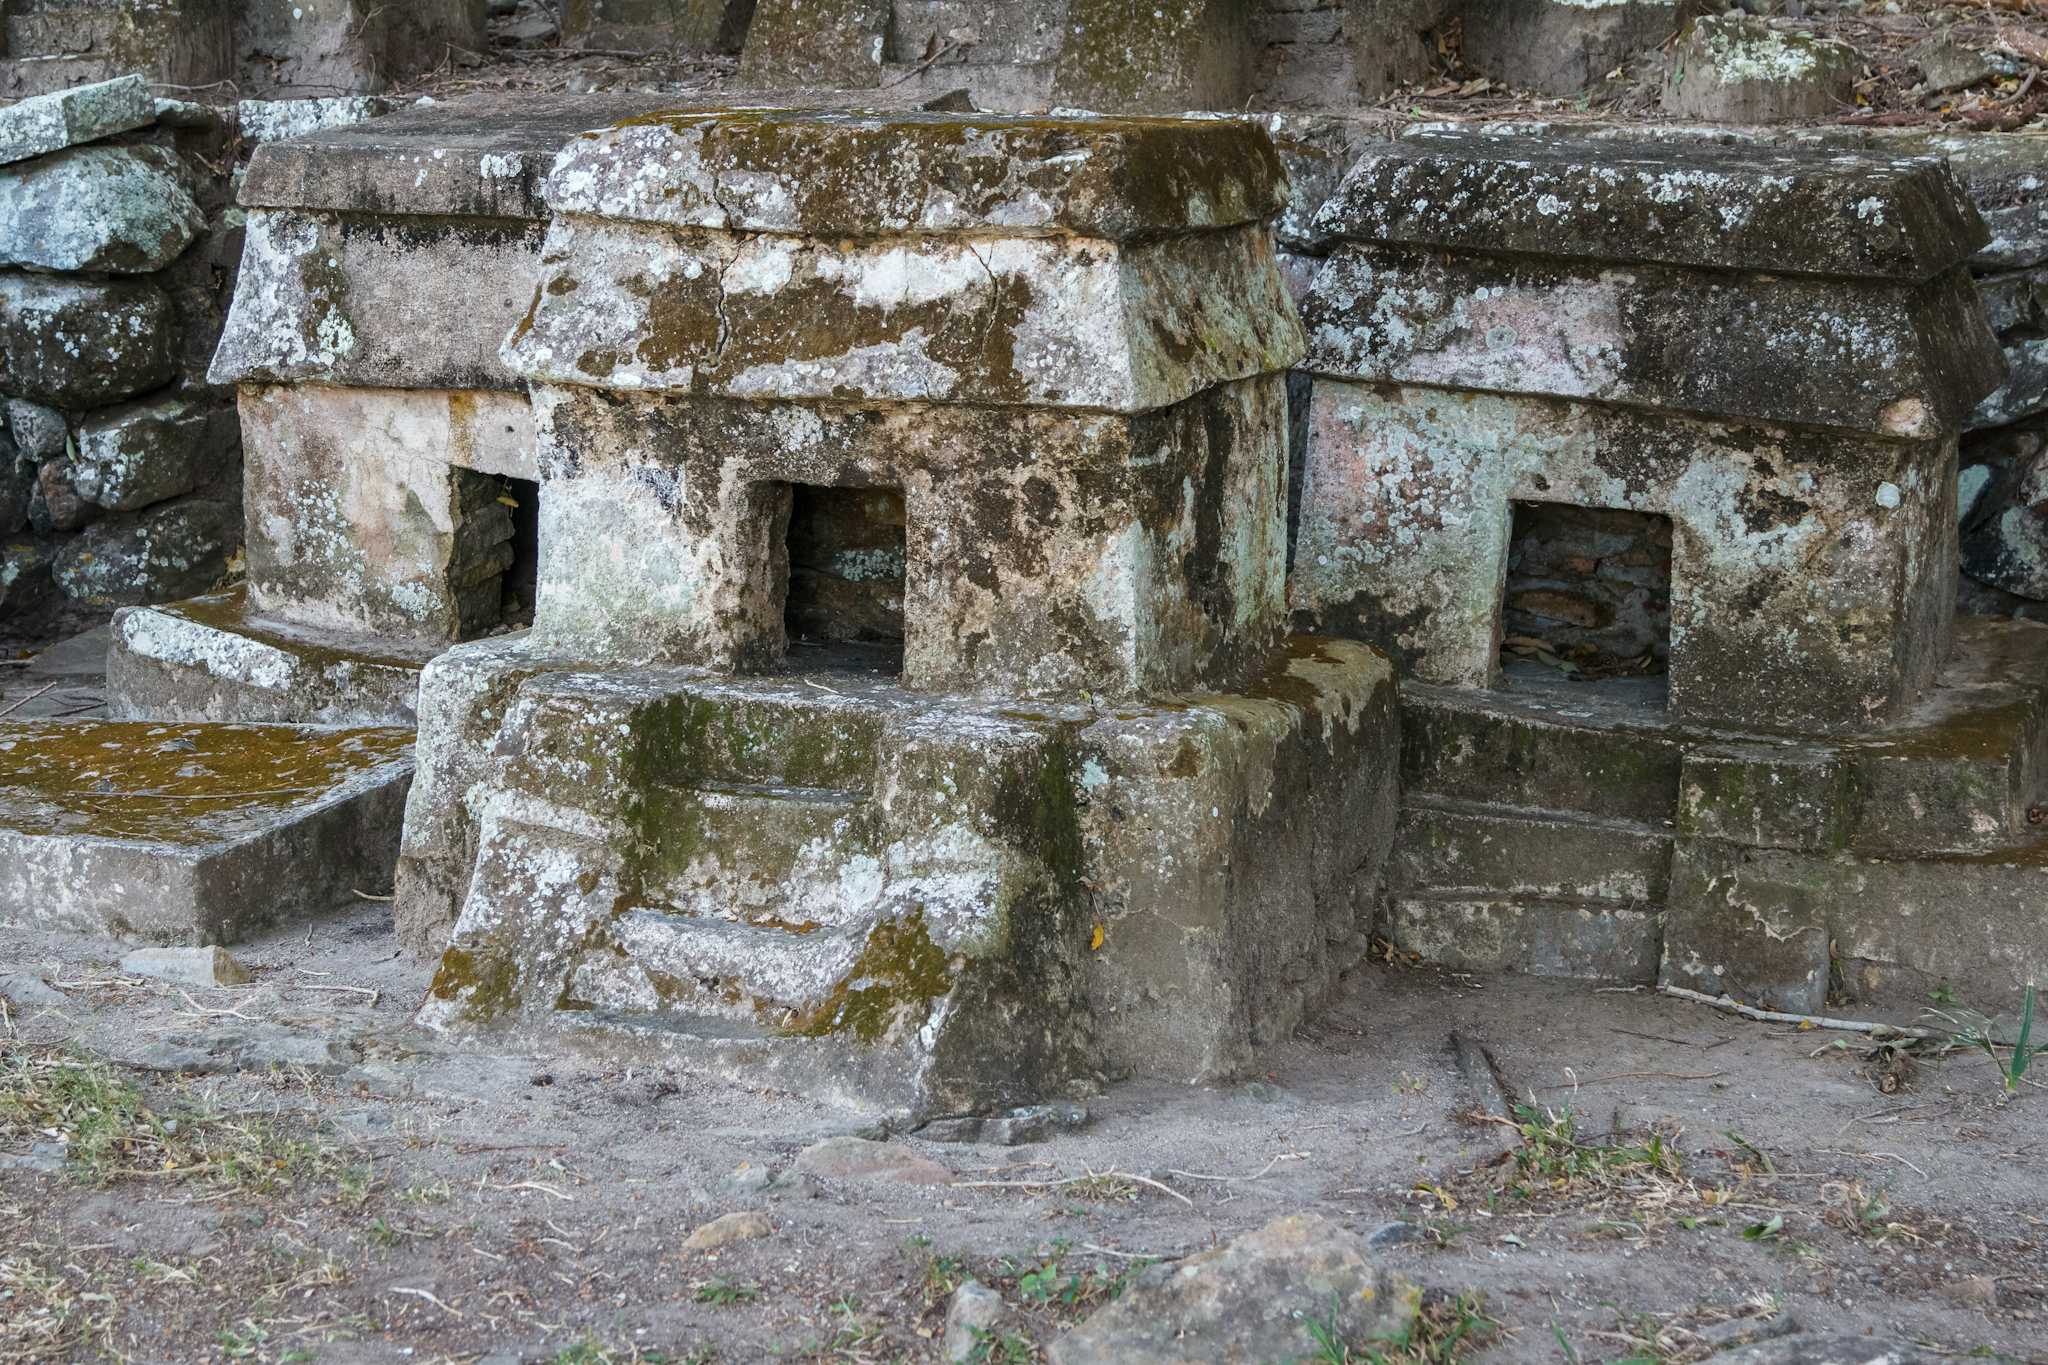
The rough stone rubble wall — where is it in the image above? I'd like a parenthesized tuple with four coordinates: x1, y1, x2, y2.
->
(1, 79, 244, 641)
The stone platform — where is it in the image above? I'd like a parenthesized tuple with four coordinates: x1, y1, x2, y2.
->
(406, 635, 1397, 1116)
(0, 718, 413, 943)
(107, 587, 441, 726)
(1390, 614, 2048, 1014)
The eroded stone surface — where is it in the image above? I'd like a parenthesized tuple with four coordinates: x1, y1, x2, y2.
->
(73, 394, 233, 512)
(737, 0, 889, 87)
(1048, 1213, 1420, 1365)
(50, 499, 239, 607)
(237, 96, 392, 145)
(210, 209, 547, 392)
(107, 587, 443, 727)
(0, 144, 205, 274)
(1050, 0, 1252, 114)
(238, 385, 532, 643)
(1303, 244, 2000, 436)
(400, 635, 1396, 1110)
(0, 719, 413, 944)
(540, 109, 1289, 242)
(524, 380, 1287, 698)
(0, 273, 177, 407)
(1662, 14, 1861, 124)
(1293, 383, 1961, 732)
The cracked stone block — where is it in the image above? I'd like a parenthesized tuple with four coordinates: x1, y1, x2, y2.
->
(1661, 14, 1861, 123)
(107, 587, 443, 726)
(737, 0, 889, 87)
(1050, 0, 1253, 113)
(0, 272, 176, 408)
(1293, 133, 2000, 733)
(236, 96, 392, 145)
(1466, 0, 1697, 96)
(0, 719, 413, 945)
(405, 636, 1397, 1110)
(0, 144, 205, 273)
(0, 77, 153, 163)
(1392, 615, 2048, 999)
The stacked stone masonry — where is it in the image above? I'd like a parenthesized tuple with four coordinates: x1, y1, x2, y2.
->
(1, 76, 243, 644)
(4, 0, 2048, 1117)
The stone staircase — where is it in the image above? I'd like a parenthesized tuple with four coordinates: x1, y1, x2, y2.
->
(1389, 615, 2048, 1012)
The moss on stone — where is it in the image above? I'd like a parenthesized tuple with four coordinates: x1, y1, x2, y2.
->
(0, 719, 412, 844)
(787, 909, 956, 1041)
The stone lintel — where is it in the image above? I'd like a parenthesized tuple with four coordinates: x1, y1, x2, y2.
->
(1301, 245, 2003, 439)
(0, 719, 414, 945)
(542, 109, 1289, 243)
(1315, 134, 1990, 282)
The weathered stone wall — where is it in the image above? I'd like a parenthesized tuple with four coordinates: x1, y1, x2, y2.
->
(0, 0, 486, 99)
(1, 78, 243, 643)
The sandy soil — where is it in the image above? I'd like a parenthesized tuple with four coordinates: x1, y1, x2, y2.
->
(3, 903, 2044, 1364)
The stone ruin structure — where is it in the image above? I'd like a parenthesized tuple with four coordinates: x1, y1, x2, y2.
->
(397, 110, 1396, 1111)
(1292, 134, 2044, 1014)
(4, 0, 2048, 1120)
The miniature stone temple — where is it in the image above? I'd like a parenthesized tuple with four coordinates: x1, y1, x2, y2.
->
(1294, 132, 2048, 1014)
(396, 111, 1400, 1114)
(107, 97, 668, 727)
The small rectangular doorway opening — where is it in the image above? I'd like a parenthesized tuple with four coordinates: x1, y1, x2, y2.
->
(1501, 502, 1671, 698)
(500, 474, 540, 631)
(783, 483, 906, 677)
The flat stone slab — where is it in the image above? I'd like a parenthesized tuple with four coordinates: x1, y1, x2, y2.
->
(543, 108, 1287, 242)
(0, 719, 414, 944)
(1316, 134, 1988, 281)
(238, 93, 691, 220)
(0, 75, 155, 167)
(108, 587, 444, 727)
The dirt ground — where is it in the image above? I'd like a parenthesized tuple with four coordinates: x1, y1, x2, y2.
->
(3, 902, 2044, 1365)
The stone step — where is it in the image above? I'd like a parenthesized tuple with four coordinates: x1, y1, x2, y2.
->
(107, 588, 442, 728)
(0, 718, 413, 944)
(1386, 893, 1661, 985)
(654, 692, 889, 793)
(640, 778, 877, 922)
(1391, 798, 1672, 905)
(1665, 827, 2048, 1018)
(1404, 617, 2048, 858)
(611, 908, 862, 1020)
